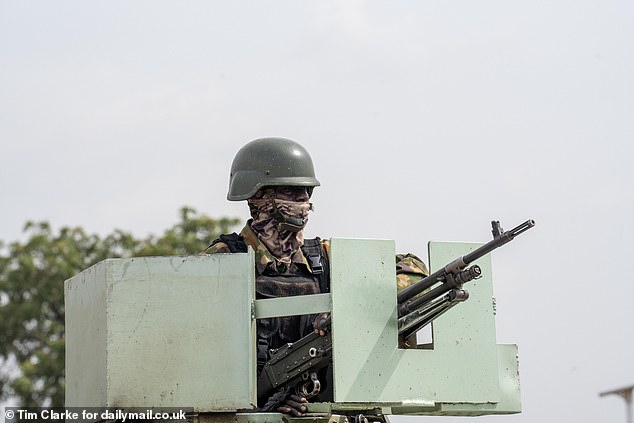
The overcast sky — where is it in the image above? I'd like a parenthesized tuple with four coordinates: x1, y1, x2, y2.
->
(1, 1, 633, 422)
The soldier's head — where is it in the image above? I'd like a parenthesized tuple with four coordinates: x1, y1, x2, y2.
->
(228, 137, 319, 232)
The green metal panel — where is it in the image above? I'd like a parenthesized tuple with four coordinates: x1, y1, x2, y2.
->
(65, 253, 256, 411)
(255, 293, 331, 319)
(427, 241, 500, 400)
(329, 238, 401, 403)
(329, 238, 512, 410)
(65, 262, 108, 407)
(436, 344, 521, 415)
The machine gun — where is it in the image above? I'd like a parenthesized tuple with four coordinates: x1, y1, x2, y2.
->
(258, 219, 535, 402)
(397, 219, 535, 339)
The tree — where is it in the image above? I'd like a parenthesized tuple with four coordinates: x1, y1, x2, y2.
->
(0, 207, 239, 406)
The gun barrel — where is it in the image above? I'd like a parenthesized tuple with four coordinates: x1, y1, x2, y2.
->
(398, 266, 480, 316)
(462, 219, 535, 264)
(396, 267, 446, 305)
(398, 289, 468, 339)
(397, 219, 535, 315)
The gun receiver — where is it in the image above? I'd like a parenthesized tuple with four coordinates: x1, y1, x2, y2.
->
(257, 317, 332, 404)
(397, 219, 535, 339)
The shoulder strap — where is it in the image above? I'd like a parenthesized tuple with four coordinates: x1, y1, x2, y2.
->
(209, 233, 248, 253)
(301, 237, 330, 293)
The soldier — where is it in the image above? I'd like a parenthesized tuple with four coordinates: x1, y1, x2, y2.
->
(204, 137, 428, 416)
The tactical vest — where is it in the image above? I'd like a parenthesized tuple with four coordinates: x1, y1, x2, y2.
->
(208, 233, 330, 373)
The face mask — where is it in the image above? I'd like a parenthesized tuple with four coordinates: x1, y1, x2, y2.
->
(249, 188, 313, 232)
(248, 188, 314, 263)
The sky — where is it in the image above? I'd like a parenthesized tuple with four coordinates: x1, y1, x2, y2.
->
(1, 1, 633, 422)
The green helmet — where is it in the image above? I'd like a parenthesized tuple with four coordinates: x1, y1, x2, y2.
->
(227, 137, 320, 201)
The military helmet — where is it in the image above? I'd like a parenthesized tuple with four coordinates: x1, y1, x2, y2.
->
(227, 137, 320, 201)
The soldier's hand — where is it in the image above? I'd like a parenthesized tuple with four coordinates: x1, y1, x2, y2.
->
(313, 313, 330, 336)
(276, 394, 308, 416)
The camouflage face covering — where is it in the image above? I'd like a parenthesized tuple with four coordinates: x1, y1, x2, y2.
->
(248, 188, 313, 264)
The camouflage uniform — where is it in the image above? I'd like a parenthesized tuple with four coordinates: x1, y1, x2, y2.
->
(396, 253, 429, 292)
(204, 221, 319, 277)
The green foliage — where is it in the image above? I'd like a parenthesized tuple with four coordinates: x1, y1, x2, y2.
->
(0, 207, 239, 407)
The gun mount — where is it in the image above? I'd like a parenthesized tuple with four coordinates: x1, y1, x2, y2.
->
(65, 235, 526, 423)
